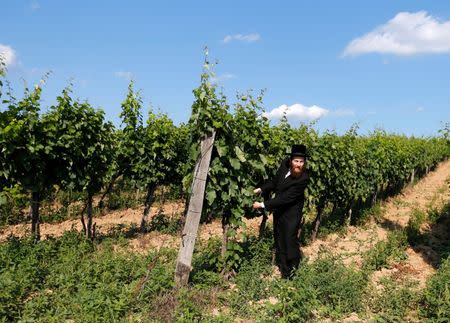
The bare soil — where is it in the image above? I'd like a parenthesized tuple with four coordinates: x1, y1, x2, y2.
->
(0, 197, 264, 252)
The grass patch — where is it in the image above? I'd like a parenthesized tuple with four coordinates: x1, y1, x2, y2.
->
(419, 255, 450, 321)
(266, 254, 368, 322)
(367, 277, 420, 322)
(355, 202, 383, 226)
(147, 210, 182, 235)
(406, 208, 427, 245)
(362, 231, 408, 272)
(0, 231, 176, 322)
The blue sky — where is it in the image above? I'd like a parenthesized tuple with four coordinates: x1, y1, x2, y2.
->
(1, 1, 450, 136)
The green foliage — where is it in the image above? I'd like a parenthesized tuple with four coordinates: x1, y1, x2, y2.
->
(306, 130, 449, 237)
(368, 277, 420, 322)
(222, 236, 368, 322)
(147, 210, 181, 235)
(174, 288, 215, 322)
(115, 81, 187, 192)
(406, 208, 427, 245)
(362, 231, 408, 272)
(186, 58, 275, 270)
(355, 202, 383, 225)
(0, 184, 28, 225)
(135, 248, 176, 302)
(105, 189, 141, 210)
(115, 80, 145, 187)
(239, 229, 274, 271)
(0, 232, 92, 320)
(310, 128, 359, 208)
(229, 233, 275, 316)
(191, 238, 222, 276)
(0, 75, 58, 236)
(268, 254, 367, 322)
(116, 82, 187, 227)
(187, 54, 229, 141)
(46, 87, 116, 196)
(0, 232, 178, 322)
(119, 81, 143, 132)
(420, 255, 450, 321)
(0, 76, 54, 191)
(141, 111, 183, 187)
(42, 87, 116, 237)
(405, 203, 450, 263)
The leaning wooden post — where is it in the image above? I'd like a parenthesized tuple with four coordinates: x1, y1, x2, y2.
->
(410, 168, 415, 185)
(175, 131, 216, 287)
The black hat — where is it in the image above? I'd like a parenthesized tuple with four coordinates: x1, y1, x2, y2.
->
(289, 144, 309, 158)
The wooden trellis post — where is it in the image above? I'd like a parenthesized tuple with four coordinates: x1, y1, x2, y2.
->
(175, 131, 216, 286)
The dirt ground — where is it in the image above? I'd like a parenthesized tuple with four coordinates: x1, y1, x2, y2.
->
(0, 193, 264, 252)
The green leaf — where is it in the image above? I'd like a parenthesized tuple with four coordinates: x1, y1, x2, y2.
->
(206, 189, 216, 204)
(216, 144, 228, 157)
(259, 153, 268, 165)
(235, 146, 246, 162)
(230, 158, 241, 170)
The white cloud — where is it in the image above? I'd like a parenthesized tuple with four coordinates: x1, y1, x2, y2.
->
(343, 11, 450, 56)
(223, 33, 261, 43)
(0, 44, 17, 68)
(211, 72, 236, 83)
(416, 106, 425, 112)
(263, 103, 329, 120)
(263, 103, 356, 121)
(114, 71, 134, 80)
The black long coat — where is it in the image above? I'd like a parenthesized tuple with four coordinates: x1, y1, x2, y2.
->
(261, 158, 309, 261)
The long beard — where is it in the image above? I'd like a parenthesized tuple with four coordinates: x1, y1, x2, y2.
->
(290, 165, 303, 177)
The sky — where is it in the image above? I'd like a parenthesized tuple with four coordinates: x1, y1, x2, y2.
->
(1, 0, 450, 137)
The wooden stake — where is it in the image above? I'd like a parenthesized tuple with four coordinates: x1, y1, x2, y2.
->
(174, 131, 215, 286)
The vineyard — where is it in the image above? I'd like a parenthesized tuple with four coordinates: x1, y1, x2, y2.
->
(1, 56, 450, 321)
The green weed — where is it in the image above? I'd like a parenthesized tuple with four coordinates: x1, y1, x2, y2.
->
(362, 231, 408, 272)
(147, 210, 181, 235)
(0, 231, 177, 322)
(406, 208, 427, 245)
(419, 255, 450, 321)
(368, 277, 420, 322)
(267, 253, 367, 322)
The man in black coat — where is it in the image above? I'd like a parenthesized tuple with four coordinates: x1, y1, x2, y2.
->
(253, 144, 309, 278)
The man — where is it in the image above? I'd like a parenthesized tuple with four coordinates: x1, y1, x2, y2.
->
(253, 144, 309, 278)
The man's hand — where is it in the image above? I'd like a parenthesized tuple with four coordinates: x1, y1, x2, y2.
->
(253, 188, 262, 194)
(253, 201, 264, 209)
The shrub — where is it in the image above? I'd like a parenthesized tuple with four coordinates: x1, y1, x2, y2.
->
(368, 277, 420, 322)
(148, 211, 181, 235)
(420, 255, 450, 321)
(0, 231, 174, 322)
(0, 184, 28, 225)
(269, 253, 367, 322)
(229, 234, 275, 317)
(406, 209, 427, 245)
(362, 231, 408, 272)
